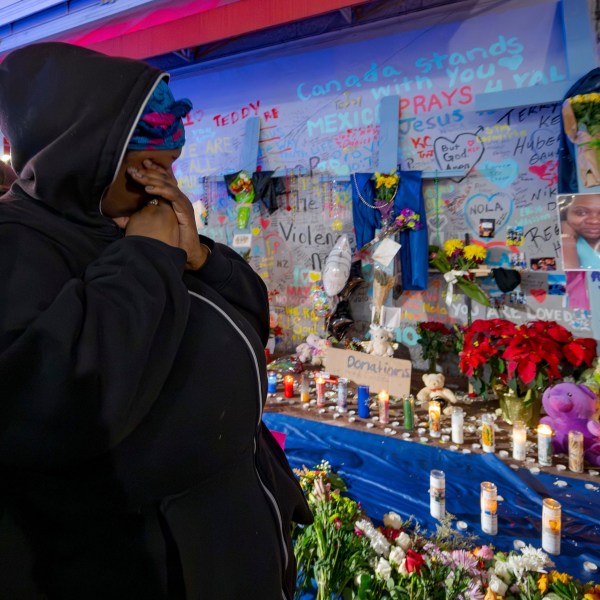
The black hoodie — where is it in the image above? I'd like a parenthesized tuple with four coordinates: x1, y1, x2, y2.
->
(0, 42, 310, 599)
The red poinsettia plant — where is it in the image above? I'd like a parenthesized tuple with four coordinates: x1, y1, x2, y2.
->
(457, 318, 597, 404)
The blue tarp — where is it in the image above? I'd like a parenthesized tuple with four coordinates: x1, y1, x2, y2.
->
(264, 413, 600, 585)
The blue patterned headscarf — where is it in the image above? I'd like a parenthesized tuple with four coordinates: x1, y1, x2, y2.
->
(127, 80, 192, 151)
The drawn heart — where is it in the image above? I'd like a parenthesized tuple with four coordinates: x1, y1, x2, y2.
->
(498, 55, 523, 71)
(217, 215, 227, 225)
(433, 133, 484, 181)
(309, 271, 321, 282)
(251, 227, 260, 236)
(260, 217, 271, 230)
(463, 192, 513, 237)
(529, 160, 558, 187)
(479, 160, 519, 188)
(530, 288, 547, 303)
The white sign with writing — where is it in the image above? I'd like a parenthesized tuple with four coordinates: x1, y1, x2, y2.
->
(323, 347, 412, 397)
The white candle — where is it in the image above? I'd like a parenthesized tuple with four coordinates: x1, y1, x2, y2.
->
(512, 421, 527, 461)
(451, 407, 464, 444)
(480, 481, 498, 535)
(378, 390, 390, 424)
(568, 430, 584, 473)
(542, 498, 561, 555)
(537, 424, 553, 466)
(430, 470, 446, 520)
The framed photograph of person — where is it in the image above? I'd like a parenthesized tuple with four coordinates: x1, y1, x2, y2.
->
(557, 193, 600, 270)
(479, 218, 495, 238)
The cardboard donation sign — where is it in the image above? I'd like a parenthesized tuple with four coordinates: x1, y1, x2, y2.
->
(323, 347, 412, 397)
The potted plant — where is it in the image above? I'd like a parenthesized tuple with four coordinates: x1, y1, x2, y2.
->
(457, 319, 596, 425)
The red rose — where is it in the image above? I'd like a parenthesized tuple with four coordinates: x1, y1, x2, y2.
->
(405, 549, 425, 575)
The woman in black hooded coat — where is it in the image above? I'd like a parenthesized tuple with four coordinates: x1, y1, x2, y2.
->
(0, 42, 311, 600)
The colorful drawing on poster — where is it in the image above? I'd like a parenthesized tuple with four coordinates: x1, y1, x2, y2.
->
(557, 193, 600, 271)
(506, 225, 524, 246)
(479, 218, 496, 238)
(548, 274, 567, 295)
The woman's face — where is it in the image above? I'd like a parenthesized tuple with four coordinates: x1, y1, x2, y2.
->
(566, 195, 600, 243)
(101, 148, 181, 226)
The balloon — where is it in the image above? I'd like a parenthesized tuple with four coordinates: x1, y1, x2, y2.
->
(322, 234, 352, 297)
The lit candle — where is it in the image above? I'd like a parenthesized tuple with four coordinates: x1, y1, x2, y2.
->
(428, 400, 441, 438)
(357, 385, 370, 418)
(568, 430, 584, 473)
(337, 377, 348, 412)
(267, 371, 277, 395)
(512, 421, 527, 461)
(542, 498, 561, 555)
(451, 407, 464, 444)
(378, 390, 390, 424)
(315, 376, 326, 407)
(403, 395, 414, 431)
(430, 469, 446, 520)
(537, 424, 553, 466)
(480, 481, 498, 535)
(481, 413, 495, 453)
(300, 372, 310, 403)
(283, 375, 295, 398)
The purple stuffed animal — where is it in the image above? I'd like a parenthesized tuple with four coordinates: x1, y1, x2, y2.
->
(540, 382, 600, 466)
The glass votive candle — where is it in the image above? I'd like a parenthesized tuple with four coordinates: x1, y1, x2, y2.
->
(430, 469, 446, 520)
(315, 376, 326, 407)
(480, 481, 498, 535)
(481, 413, 495, 453)
(267, 371, 277, 395)
(512, 421, 527, 461)
(357, 385, 370, 418)
(337, 377, 348, 412)
(537, 424, 553, 466)
(451, 407, 464, 444)
(283, 375, 295, 398)
(428, 400, 441, 438)
(542, 498, 561, 555)
(403, 395, 414, 431)
(378, 390, 390, 424)
(568, 430, 584, 473)
(300, 372, 310, 403)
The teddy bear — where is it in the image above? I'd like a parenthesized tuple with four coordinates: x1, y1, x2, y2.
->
(417, 373, 457, 412)
(364, 325, 395, 357)
(539, 382, 600, 465)
(295, 334, 331, 366)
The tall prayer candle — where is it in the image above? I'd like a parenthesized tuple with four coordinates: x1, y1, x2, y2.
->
(428, 400, 441, 438)
(542, 498, 561, 555)
(537, 424, 553, 466)
(300, 372, 310, 403)
(315, 376, 326, 407)
(378, 390, 390, 424)
(568, 430, 584, 473)
(451, 407, 464, 444)
(337, 377, 348, 412)
(357, 385, 370, 418)
(512, 421, 527, 461)
(267, 371, 277, 395)
(480, 482, 498, 535)
(481, 413, 495, 453)
(430, 470, 446, 520)
(403, 395, 414, 431)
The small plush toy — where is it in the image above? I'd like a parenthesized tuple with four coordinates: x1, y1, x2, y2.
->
(364, 324, 395, 357)
(417, 373, 457, 409)
(295, 334, 331, 366)
(540, 382, 600, 465)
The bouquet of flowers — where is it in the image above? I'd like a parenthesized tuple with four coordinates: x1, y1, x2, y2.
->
(416, 321, 457, 372)
(457, 318, 597, 402)
(357, 208, 423, 253)
(372, 170, 400, 226)
(372, 267, 396, 326)
(562, 93, 600, 187)
(227, 170, 255, 229)
(429, 239, 490, 307)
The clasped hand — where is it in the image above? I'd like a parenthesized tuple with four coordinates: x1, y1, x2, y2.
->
(125, 159, 207, 270)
